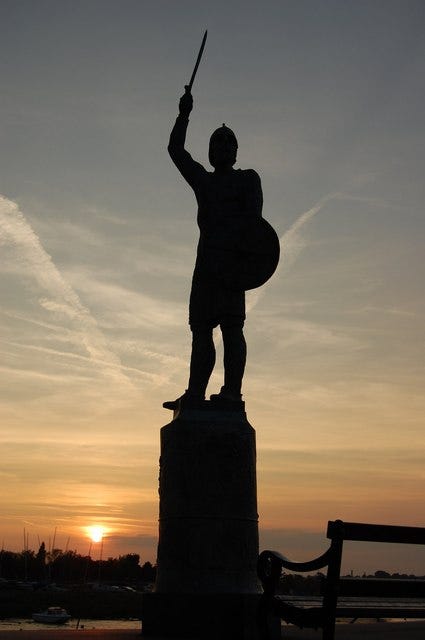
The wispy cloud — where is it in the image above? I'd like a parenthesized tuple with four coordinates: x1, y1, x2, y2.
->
(0, 194, 129, 386)
(247, 183, 387, 315)
(247, 192, 338, 312)
(279, 193, 338, 268)
(62, 270, 185, 330)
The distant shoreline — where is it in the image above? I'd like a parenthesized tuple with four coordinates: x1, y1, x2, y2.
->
(0, 589, 142, 620)
(0, 618, 140, 630)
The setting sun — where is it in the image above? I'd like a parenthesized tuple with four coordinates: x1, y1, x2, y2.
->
(86, 525, 105, 543)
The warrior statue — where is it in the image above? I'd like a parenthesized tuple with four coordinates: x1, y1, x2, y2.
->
(163, 34, 279, 411)
(164, 88, 266, 410)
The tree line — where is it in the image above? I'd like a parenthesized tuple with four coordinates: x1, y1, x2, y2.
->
(0, 542, 156, 585)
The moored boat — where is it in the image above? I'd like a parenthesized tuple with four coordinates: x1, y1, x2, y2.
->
(32, 606, 71, 624)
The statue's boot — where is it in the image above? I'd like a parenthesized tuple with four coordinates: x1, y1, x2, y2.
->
(210, 386, 242, 404)
(162, 390, 204, 410)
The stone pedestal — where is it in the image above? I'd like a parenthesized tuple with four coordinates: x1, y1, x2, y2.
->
(142, 401, 261, 639)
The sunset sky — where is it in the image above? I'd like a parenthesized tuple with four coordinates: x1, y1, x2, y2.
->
(1, 0, 424, 575)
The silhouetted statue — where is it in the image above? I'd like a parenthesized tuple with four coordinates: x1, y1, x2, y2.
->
(163, 89, 278, 410)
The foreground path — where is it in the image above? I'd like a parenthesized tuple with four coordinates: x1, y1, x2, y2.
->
(1, 622, 425, 639)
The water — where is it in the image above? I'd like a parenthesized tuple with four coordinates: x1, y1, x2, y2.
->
(2, 598, 425, 630)
(0, 618, 141, 631)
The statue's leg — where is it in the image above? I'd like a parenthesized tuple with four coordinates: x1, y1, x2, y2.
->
(187, 325, 216, 398)
(221, 324, 246, 398)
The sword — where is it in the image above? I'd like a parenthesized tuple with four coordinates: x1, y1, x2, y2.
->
(185, 30, 208, 93)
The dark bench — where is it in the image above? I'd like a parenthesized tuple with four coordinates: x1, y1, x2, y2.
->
(257, 519, 425, 640)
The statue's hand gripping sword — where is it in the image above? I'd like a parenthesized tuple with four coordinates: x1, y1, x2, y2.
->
(185, 30, 208, 94)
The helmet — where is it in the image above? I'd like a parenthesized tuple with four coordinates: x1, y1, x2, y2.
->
(208, 124, 238, 167)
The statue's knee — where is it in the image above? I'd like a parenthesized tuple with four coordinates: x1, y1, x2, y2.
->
(221, 324, 245, 343)
(191, 325, 214, 348)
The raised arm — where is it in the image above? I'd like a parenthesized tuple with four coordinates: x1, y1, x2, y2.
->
(168, 91, 192, 155)
(168, 90, 206, 189)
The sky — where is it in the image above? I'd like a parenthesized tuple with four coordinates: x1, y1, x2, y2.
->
(1, 0, 424, 575)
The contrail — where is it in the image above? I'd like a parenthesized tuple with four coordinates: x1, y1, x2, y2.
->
(246, 192, 339, 312)
(0, 194, 129, 385)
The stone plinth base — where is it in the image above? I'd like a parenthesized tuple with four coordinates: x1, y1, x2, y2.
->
(144, 401, 262, 638)
(155, 403, 260, 594)
(142, 592, 261, 639)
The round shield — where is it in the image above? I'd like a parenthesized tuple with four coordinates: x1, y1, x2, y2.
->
(203, 216, 280, 291)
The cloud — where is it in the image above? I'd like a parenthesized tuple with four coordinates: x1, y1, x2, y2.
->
(247, 185, 388, 315)
(247, 192, 338, 313)
(279, 194, 337, 268)
(62, 270, 185, 330)
(0, 194, 129, 386)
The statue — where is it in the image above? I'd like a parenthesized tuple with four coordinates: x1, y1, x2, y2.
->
(163, 35, 279, 411)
